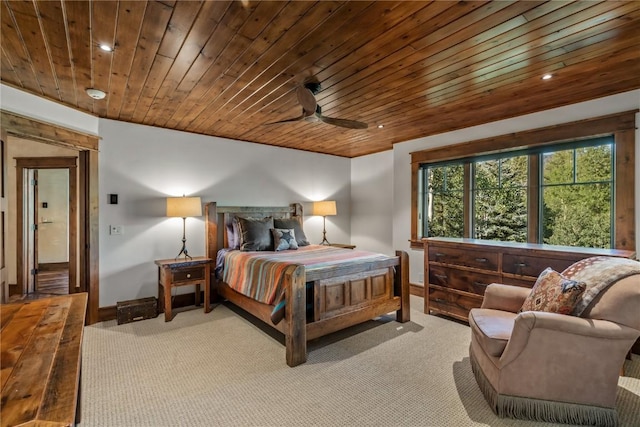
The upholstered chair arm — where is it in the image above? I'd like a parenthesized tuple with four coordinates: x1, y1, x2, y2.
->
(480, 283, 531, 313)
(500, 311, 640, 368)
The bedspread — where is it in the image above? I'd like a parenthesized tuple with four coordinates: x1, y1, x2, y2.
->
(220, 245, 391, 324)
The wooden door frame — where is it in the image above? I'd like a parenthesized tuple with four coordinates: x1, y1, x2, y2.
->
(2, 110, 100, 324)
(17, 157, 78, 295)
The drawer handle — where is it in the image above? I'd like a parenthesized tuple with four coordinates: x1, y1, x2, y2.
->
(434, 274, 448, 280)
(186, 273, 191, 278)
(472, 281, 488, 287)
(514, 262, 527, 268)
(475, 257, 488, 263)
(433, 298, 447, 303)
(435, 252, 445, 257)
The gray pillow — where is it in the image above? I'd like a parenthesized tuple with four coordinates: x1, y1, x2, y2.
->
(274, 217, 310, 246)
(272, 228, 298, 251)
(237, 217, 274, 251)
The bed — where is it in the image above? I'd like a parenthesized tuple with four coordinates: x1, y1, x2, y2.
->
(205, 202, 410, 367)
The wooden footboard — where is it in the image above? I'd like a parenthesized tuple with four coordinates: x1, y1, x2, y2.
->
(206, 202, 410, 367)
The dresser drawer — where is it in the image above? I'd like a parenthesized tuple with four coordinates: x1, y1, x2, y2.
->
(428, 265, 500, 296)
(502, 254, 576, 278)
(172, 267, 205, 283)
(428, 287, 482, 319)
(429, 245, 499, 271)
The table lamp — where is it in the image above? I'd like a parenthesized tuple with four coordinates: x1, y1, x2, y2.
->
(166, 196, 202, 259)
(312, 200, 337, 245)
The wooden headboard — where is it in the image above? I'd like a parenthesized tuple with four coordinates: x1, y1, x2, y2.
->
(204, 202, 303, 259)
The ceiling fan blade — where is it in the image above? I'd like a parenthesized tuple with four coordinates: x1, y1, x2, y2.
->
(296, 86, 317, 116)
(315, 113, 368, 129)
(266, 112, 306, 125)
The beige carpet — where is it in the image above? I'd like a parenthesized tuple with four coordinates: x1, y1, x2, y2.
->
(80, 296, 640, 426)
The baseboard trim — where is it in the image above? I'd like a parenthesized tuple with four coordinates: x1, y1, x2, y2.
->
(409, 283, 424, 297)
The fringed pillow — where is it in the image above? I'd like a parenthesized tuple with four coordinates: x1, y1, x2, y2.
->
(520, 267, 586, 315)
(272, 228, 298, 251)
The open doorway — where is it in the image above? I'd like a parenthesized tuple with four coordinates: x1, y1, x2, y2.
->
(16, 157, 77, 299)
(28, 168, 72, 296)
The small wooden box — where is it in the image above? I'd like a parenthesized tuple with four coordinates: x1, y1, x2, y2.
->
(116, 297, 158, 325)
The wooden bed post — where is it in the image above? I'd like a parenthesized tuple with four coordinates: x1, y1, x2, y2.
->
(395, 250, 410, 323)
(285, 265, 307, 367)
(204, 202, 218, 260)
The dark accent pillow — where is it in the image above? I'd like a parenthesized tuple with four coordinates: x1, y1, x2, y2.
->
(237, 217, 274, 251)
(272, 228, 298, 251)
(520, 267, 586, 315)
(274, 217, 310, 246)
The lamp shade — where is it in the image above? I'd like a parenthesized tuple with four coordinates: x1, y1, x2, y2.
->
(312, 200, 337, 216)
(166, 196, 202, 218)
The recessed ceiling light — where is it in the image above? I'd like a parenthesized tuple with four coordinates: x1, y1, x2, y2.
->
(86, 88, 106, 99)
(542, 73, 553, 80)
(99, 44, 113, 52)
(377, 124, 384, 129)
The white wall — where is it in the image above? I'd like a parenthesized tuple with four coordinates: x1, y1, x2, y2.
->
(98, 119, 351, 306)
(388, 90, 640, 284)
(0, 84, 99, 135)
(350, 150, 394, 255)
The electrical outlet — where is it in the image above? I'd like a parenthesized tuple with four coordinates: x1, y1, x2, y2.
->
(418, 273, 424, 283)
(110, 225, 124, 235)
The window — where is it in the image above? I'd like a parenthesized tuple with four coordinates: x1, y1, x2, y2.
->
(410, 110, 636, 251)
(419, 163, 464, 238)
(473, 156, 528, 242)
(418, 139, 613, 248)
(541, 140, 613, 248)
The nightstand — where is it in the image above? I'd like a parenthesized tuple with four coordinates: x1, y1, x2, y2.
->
(329, 243, 356, 249)
(155, 257, 212, 322)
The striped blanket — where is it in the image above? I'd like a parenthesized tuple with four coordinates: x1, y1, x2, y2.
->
(221, 245, 392, 324)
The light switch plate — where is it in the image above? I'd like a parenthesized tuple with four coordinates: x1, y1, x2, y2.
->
(110, 225, 124, 235)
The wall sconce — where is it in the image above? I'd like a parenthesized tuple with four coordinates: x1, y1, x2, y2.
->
(312, 200, 337, 245)
(166, 196, 202, 259)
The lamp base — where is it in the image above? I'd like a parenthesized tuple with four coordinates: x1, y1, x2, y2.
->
(319, 216, 331, 245)
(175, 217, 193, 260)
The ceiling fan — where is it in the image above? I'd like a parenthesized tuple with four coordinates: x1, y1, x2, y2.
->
(268, 82, 368, 129)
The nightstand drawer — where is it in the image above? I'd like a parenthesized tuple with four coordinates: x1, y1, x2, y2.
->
(172, 267, 205, 282)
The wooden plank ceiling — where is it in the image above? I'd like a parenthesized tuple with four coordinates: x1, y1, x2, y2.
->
(1, 1, 639, 158)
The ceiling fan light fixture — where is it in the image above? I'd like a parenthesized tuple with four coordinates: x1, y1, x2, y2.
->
(86, 88, 106, 100)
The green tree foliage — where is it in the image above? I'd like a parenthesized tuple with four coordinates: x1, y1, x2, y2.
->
(542, 145, 612, 248)
(474, 157, 528, 242)
(426, 165, 464, 238)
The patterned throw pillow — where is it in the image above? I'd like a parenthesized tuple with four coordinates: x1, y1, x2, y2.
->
(520, 267, 586, 315)
(272, 228, 298, 251)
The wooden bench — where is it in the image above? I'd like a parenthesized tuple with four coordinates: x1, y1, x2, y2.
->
(1, 293, 87, 427)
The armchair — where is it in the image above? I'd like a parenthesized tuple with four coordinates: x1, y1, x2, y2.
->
(469, 258, 640, 426)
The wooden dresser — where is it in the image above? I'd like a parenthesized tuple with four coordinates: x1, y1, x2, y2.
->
(1, 293, 87, 427)
(423, 237, 635, 321)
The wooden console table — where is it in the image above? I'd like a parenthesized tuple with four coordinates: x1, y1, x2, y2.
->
(1, 293, 87, 427)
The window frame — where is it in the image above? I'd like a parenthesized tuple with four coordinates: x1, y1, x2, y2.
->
(410, 110, 637, 251)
